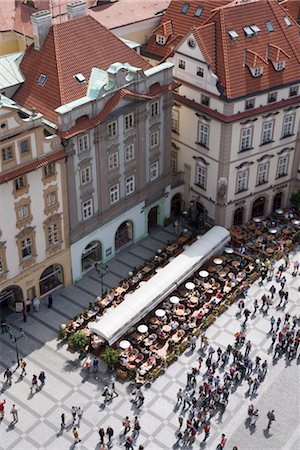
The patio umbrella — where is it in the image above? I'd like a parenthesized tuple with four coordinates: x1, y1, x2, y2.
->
(155, 309, 166, 318)
(213, 258, 223, 265)
(199, 270, 209, 278)
(268, 228, 278, 234)
(253, 217, 261, 223)
(170, 296, 180, 304)
(275, 208, 283, 215)
(137, 324, 148, 334)
(185, 282, 195, 290)
(224, 247, 234, 254)
(292, 219, 300, 226)
(119, 340, 131, 350)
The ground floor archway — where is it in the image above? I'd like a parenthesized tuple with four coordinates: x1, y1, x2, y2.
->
(252, 197, 266, 218)
(81, 240, 102, 272)
(171, 193, 182, 218)
(39, 264, 64, 296)
(272, 192, 282, 211)
(0, 285, 24, 315)
(233, 207, 244, 226)
(147, 206, 159, 233)
(115, 221, 133, 251)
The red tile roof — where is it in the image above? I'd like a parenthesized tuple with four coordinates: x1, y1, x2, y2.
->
(143, 0, 231, 59)
(13, 15, 151, 123)
(0, 149, 66, 184)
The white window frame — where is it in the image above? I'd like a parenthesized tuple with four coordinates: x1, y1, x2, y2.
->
(150, 131, 159, 148)
(257, 163, 269, 185)
(110, 184, 120, 204)
(252, 67, 263, 77)
(21, 237, 32, 259)
(82, 199, 93, 220)
(282, 114, 294, 137)
(196, 164, 207, 189)
(262, 121, 273, 144)
(172, 110, 179, 133)
(245, 98, 255, 110)
(1, 146, 13, 162)
(150, 161, 159, 181)
(150, 101, 159, 117)
(43, 163, 55, 178)
(201, 94, 210, 106)
(198, 122, 209, 147)
(275, 60, 285, 71)
(15, 176, 26, 191)
(156, 35, 166, 45)
(48, 223, 59, 246)
(18, 204, 29, 221)
(240, 127, 252, 151)
(78, 134, 89, 152)
(126, 175, 135, 196)
(171, 151, 177, 175)
(108, 152, 119, 170)
(236, 170, 248, 193)
(289, 85, 298, 97)
(125, 144, 134, 162)
(178, 59, 186, 70)
(47, 191, 57, 207)
(80, 167, 91, 185)
(267, 91, 277, 103)
(124, 113, 134, 131)
(277, 156, 289, 178)
(107, 121, 117, 138)
(20, 139, 30, 154)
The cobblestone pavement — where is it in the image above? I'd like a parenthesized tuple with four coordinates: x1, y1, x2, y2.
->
(0, 227, 299, 450)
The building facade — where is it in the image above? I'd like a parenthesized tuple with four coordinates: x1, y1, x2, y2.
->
(0, 95, 71, 310)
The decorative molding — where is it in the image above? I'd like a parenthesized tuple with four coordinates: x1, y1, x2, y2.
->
(257, 154, 274, 162)
(277, 147, 294, 155)
(240, 118, 258, 125)
(235, 161, 254, 169)
(193, 156, 210, 166)
(195, 113, 211, 122)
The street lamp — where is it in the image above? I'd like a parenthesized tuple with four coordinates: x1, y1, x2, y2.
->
(95, 263, 109, 298)
(6, 325, 24, 371)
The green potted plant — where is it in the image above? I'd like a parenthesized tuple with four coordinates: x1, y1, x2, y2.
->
(68, 331, 89, 352)
(58, 325, 67, 340)
(102, 346, 119, 370)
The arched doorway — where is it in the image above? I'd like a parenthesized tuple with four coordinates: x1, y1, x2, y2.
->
(273, 192, 282, 211)
(115, 221, 133, 251)
(252, 197, 266, 218)
(0, 285, 23, 315)
(39, 264, 64, 296)
(171, 193, 182, 218)
(233, 207, 244, 226)
(81, 241, 102, 272)
(147, 206, 159, 232)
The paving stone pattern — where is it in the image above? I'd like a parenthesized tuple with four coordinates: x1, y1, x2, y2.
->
(0, 226, 299, 450)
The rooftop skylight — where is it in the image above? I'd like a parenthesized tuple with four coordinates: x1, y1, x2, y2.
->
(194, 7, 203, 17)
(38, 74, 47, 86)
(74, 73, 85, 84)
(283, 16, 292, 27)
(266, 21, 274, 32)
(243, 26, 254, 37)
(228, 30, 239, 40)
(250, 25, 260, 34)
(181, 3, 190, 14)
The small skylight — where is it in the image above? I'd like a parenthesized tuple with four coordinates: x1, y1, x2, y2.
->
(181, 3, 190, 14)
(283, 16, 292, 27)
(228, 30, 239, 40)
(74, 73, 85, 84)
(266, 21, 274, 32)
(250, 25, 260, 34)
(194, 7, 203, 17)
(243, 26, 254, 37)
(38, 74, 47, 86)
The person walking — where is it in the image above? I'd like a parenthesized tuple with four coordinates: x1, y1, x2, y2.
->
(292, 260, 299, 276)
(276, 317, 282, 332)
(238, 299, 245, 315)
(122, 416, 131, 435)
(30, 375, 38, 393)
(1, 318, 8, 334)
(243, 308, 251, 324)
(217, 433, 227, 449)
(266, 410, 276, 430)
(99, 427, 105, 444)
(10, 404, 18, 422)
(20, 359, 27, 376)
(72, 427, 81, 444)
(203, 423, 210, 441)
(271, 331, 277, 346)
(47, 294, 53, 308)
(245, 340, 251, 357)
(38, 371, 46, 387)
(178, 414, 184, 429)
(133, 416, 141, 437)
(4, 368, 12, 386)
(124, 436, 134, 450)
(0, 399, 6, 420)
(190, 335, 197, 351)
(106, 426, 114, 445)
(111, 381, 118, 397)
(77, 406, 83, 424)
(60, 413, 65, 431)
(25, 298, 31, 313)
(269, 316, 275, 332)
(32, 297, 40, 312)
(252, 299, 258, 315)
(176, 388, 183, 404)
(280, 276, 287, 290)
(22, 308, 27, 322)
(269, 285, 276, 300)
(284, 291, 289, 306)
(71, 406, 77, 424)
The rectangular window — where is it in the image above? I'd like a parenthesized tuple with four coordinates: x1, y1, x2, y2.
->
(245, 98, 255, 110)
(196, 67, 204, 78)
(198, 123, 209, 147)
(172, 110, 179, 133)
(14, 176, 26, 191)
(150, 101, 159, 117)
(80, 167, 91, 185)
(236, 171, 248, 192)
(262, 121, 273, 144)
(267, 92, 277, 103)
(282, 114, 294, 137)
(125, 144, 134, 161)
(277, 156, 288, 177)
(43, 162, 55, 178)
(48, 224, 59, 246)
(240, 128, 252, 151)
(107, 121, 117, 138)
(124, 113, 134, 131)
(82, 199, 93, 220)
(110, 184, 120, 204)
(0, 255, 3, 274)
(257, 163, 269, 185)
(289, 85, 299, 97)
(21, 237, 32, 259)
(108, 152, 119, 170)
(1, 146, 13, 162)
(18, 204, 29, 220)
(47, 191, 57, 207)
(150, 161, 159, 181)
(150, 131, 159, 148)
(20, 139, 30, 154)
(126, 175, 135, 195)
(196, 165, 207, 189)
(201, 94, 210, 106)
(171, 151, 177, 175)
(78, 134, 89, 152)
(156, 35, 166, 45)
(178, 59, 186, 70)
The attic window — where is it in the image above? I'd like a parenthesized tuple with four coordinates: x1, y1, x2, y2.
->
(38, 74, 47, 86)
(250, 25, 260, 35)
(181, 3, 190, 14)
(283, 16, 292, 27)
(252, 67, 263, 77)
(275, 60, 285, 71)
(228, 30, 238, 40)
(156, 35, 166, 45)
(266, 21, 274, 32)
(188, 38, 196, 48)
(243, 26, 254, 37)
(194, 7, 203, 17)
(74, 73, 85, 84)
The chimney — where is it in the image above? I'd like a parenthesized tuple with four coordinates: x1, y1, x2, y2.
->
(31, 10, 52, 51)
(67, 1, 87, 20)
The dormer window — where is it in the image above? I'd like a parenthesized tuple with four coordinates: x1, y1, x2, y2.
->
(275, 60, 285, 71)
(252, 67, 263, 78)
(156, 35, 166, 45)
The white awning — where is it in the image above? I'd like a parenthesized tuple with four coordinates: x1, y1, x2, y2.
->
(89, 226, 230, 345)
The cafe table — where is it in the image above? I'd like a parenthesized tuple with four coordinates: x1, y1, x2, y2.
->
(162, 324, 172, 333)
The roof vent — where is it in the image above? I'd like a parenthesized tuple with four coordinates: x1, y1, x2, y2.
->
(74, 73, 85, 83)
(228, 30, 239, 40)
(38, 74, 47, 86)
(67, 1, 87, 20)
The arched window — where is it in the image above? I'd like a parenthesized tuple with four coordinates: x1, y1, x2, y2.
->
(273, 193, 282, 211)
(233, 207, 244, 226)
(147, 207, 159, 233)
(115, 221, 133, 251)
(171, 194, 182, 218)
(81, 241, 102, 272)
(252, 197, 266, 218)
(39, 264, 64, 296)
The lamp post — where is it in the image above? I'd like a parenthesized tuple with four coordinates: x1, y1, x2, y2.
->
(7, 325, 24, 371)
(95, 263, 109, 298)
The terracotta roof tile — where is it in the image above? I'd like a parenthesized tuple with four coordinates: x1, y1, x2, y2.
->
(14, 15, 151, 123)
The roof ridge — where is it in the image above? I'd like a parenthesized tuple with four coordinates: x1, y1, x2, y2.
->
(51, 26, 65, 107)
(219, 8, 231, 97)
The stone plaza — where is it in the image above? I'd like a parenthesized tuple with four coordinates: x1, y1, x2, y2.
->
(0, 225, 299, 450)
